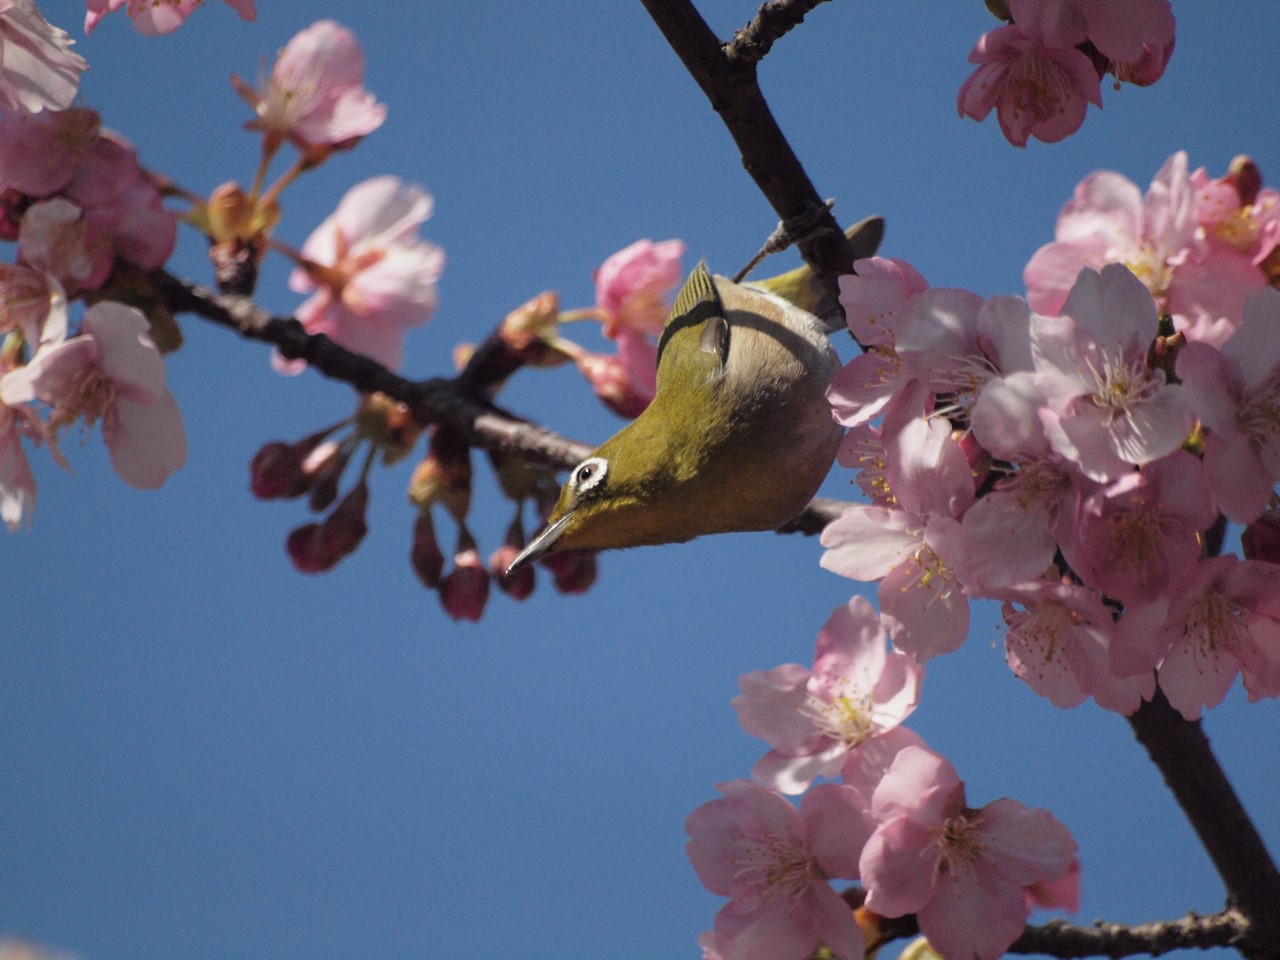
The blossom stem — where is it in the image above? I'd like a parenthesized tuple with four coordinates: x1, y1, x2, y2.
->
(1127, 689, 1280, 959)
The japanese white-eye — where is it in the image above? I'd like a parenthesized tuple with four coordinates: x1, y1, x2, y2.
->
(507, 251, 850, 572)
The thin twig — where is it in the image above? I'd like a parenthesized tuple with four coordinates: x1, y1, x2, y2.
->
(638, 0, 876, 289)
(726, 0, 834, 65)
(1009, 911, 1247, 959)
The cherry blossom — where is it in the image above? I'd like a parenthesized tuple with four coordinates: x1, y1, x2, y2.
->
(0, 262, 66, 346)
(287, 176, 444, 373)
(837, 256, 929, 348)
(0, 0, 86, 113)
(592, 238, 684, 339)
(85, 0, 255, 36)
(821, 415, 975, 660)
(956, 18, 1102, 148)
(999, 578, 1153, 714)
(233, 20, 384, 154)
(685, 779, 871, 960)
(734, 595, 924, 794)
(0, 398, 39, 529)
(1025, 153, 1264, 345)
(1176, 288, 1280, 523)
(1070, 450, 1215, 606)
(1031, 263, 1191, 481)
(1113, 556, 1280, 719)
(0, 301, 186, 489)
(860, 746, 1077, 960)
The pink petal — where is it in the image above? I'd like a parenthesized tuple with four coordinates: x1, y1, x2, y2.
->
(102, 388, 187, 490)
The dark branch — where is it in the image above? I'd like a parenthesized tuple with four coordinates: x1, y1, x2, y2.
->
(726, 0, 834, 65)
(1128, 690, 1280, 959)
(1009, 912, 1247, 959)
(152, 268, 851, 533)
(638, 0, 878, 288)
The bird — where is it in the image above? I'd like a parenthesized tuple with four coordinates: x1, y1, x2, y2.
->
(506, 229, 873, 574)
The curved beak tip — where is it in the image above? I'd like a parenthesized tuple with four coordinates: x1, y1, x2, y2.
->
(505, 512, 572, 576)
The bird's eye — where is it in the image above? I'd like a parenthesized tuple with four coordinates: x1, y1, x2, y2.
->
(571, 456, 608, 495)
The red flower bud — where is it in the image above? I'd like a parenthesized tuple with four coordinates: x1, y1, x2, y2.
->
(285, 482, 369, 573)
(440, 546, 490, 621)
(540, 548, 598, 595)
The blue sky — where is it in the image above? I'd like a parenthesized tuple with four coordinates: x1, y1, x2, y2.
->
(3, 3, 1279, 960)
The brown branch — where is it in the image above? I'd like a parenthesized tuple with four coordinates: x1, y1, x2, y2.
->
(1009, 911, 1247, 959)
(638, 0, 880, 288)
(726, 0, 834, 65)
(1128, 690, 1280, 960)
(152, 268, 851, 533)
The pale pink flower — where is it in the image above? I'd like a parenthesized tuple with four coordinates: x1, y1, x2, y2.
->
(1070, 450, 1215, 606)
(0, 1, 85, 113)
(0, 301, 186, 489)
(825, 346, 915, 431)
(1026, 859, 1081, 913)
(17, 197, 107, 291)
(837, 256, 929, 348)
(1031, 264, 1191, 481)
(0, 399, 38, 529)
(1025, 153, 1264, 345)
(734, 596, 924, 795)
(1113, 556, 1280, 719)
(0, 262, 66, 345)
(1177, 288, 1280, 523)
(860, 746, 1077, 960)
(233, 20, 384, 152)
(957, 18, 1102, 148)
(0, 107, 103, 198)
(593, 238, 684, 339)
(85, 0, 255, 35)
(287, 176, 444, 373)
(686, 779, 871, 960)
(1010, 0, 1175, 80)
(999, 578, 1152, 714)
(821, 416, 975, 660)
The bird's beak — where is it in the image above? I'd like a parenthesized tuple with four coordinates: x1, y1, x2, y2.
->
(506, 511, 573, 575)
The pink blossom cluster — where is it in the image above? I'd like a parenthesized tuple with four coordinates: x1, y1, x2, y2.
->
(821, 154, 1280, 721)
(0, 104, 185, 528)
(1026, 151, 1279, 347)
(85, 0, 255, 36)
(958, 0, 1175, 147)
(1, 300, 187, 527)
(0, 107, 177, 295)
(686, 597, 1078, 960)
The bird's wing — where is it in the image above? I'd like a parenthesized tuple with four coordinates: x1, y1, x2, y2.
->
(655, 260, 729, 375)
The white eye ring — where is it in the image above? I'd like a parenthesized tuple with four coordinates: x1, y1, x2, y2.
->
(571, 456, 608, 494)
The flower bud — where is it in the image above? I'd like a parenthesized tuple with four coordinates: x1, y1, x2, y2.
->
(251, 441, 313, 499)
(490, 518, 535, 601)
(356, 392, 421, 466)
(410, 510, 445, 589)
(286, 482, 369, 573)
(540, 548, 598, 595)
(440, 535, 490, 621)
(1226, 156, 1264, 207)
(575, 352, 652, 418)
(408, 429, 472, 521)
(500, 290, 561, 352)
